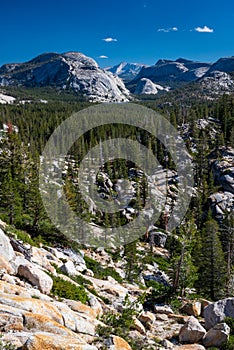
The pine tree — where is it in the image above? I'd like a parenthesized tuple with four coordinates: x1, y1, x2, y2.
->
(197, 217, 226, 300)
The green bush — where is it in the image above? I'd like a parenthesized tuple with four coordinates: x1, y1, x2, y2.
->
(50, 275, 88, 304)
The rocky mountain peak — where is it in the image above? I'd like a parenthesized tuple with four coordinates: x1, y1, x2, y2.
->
(0, 52, 130, 103)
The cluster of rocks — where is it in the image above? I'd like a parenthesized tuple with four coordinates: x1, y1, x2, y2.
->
(0, 220, 234, 349)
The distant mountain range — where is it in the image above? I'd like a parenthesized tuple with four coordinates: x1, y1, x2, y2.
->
(0, 52, 234, 102)
(106, 62, 147, 82)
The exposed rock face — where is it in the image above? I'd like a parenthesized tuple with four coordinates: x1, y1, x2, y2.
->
(0, 52, 130, 103)
(200, 71, 234, 94)
(209, 191, 234, 219)
(204, 297, 234, 329)
(17, 263, 53, 294)
(22, 332, 97, 350)
(0, 294, 63, 324)
(179, 316, 206, 343)
(203, 323, 230, 347)
(0, 228, 15, 262)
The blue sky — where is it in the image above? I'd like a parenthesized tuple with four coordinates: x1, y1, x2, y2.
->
(0, 0, 234, 67)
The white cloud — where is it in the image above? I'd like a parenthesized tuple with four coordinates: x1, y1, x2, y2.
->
(195, 25, 214, 33)
(99, 55, 108, 59)
(157, 27, 178, 33)
(102, 37, 117, 42)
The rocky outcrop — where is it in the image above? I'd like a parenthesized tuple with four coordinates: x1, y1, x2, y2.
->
(179, 316, 206, 343)
(134, 78, 169, 95)
(0, 223, 230, 349)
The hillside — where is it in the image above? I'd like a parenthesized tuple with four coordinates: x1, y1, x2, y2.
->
(0, 92, 233, 348)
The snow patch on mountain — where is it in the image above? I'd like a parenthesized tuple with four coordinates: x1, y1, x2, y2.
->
(106, 62, 146, 82)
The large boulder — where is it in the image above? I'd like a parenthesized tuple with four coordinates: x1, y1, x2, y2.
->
(0, 228, 15, 262)
(204, 297, 234, 329)
(203, 323, 230, 347)
(179, 316, 206, 343)
(17, 263, 53, 294)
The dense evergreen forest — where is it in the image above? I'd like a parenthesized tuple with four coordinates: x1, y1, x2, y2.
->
(0, 90, 234, 303)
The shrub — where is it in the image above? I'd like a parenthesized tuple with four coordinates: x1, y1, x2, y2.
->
(50, 275, 88, 304)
